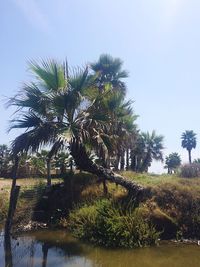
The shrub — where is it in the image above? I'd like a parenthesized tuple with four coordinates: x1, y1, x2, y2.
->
(153, 184, 200, 238)
(68, 199, 160, 248)
(180, 163, 200, 178)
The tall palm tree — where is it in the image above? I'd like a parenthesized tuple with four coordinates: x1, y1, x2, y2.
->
(181, 130, 197, 164)
(8, 57, 144, 197)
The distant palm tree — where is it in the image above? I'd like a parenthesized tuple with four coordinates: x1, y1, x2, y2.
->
(181, 130, 197, 164)
(165, 152, 181, 174)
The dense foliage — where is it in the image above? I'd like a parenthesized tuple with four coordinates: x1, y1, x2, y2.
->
(7, 55, 164, 186)
(68, 199, 160, 248)
(165, 153, 181, 174)
(180, 163, 200, 178)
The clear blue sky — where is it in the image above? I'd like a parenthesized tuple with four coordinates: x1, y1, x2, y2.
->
(1, 0, 200, 172)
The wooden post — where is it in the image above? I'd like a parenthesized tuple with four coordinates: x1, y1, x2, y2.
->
(4, 231, 13, 267)
(5, 156, 20, 234)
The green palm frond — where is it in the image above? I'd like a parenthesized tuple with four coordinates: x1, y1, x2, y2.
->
(9, 112, 42, 130)
(29, 59, 66, 91)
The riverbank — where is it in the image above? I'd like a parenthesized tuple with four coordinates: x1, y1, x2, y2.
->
(1, 172, 200, 248)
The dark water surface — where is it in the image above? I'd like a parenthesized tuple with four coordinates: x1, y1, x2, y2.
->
(0, 229, 200, 267)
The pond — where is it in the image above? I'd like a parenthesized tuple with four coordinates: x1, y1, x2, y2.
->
(0, 229, 200, 267)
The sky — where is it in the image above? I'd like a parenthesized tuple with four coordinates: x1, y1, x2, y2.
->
(1, 0, 200, 173)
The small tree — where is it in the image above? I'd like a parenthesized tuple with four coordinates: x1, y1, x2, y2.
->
(181, 130, 197, 164)
(165, 153, 181, 174)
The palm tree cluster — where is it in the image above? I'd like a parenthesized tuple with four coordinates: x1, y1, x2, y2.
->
(8, 54, 164, 190)
(0, 146, 71, 178)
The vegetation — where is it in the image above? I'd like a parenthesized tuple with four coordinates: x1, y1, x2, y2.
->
(130, 131, 164, 172)
(68, 199, 159, 248)
(180, 163, 200, 178)
(181, 130, 197, 164)
(3, 54, 200, 247)
(0, 179, 47, 225)
(165, 152, 181, 174)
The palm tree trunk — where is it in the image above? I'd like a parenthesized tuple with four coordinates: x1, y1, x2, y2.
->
(114, 153, 120, 171)
(188, 150, 192, 164)
(130, 150, 136, 171)
(120, 149, 125, 170)
(70, 139, 145, 201)
(126, 148, 129, 170)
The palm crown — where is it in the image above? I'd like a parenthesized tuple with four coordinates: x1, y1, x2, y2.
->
(181, 130, 197, 164)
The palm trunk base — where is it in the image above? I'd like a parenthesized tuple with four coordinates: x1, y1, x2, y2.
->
(70, 140, 146, 202)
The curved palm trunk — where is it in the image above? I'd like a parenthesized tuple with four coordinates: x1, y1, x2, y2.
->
(70, 139, 145, 201)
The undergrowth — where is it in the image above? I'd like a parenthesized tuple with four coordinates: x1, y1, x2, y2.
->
(68, 199, 160, 248)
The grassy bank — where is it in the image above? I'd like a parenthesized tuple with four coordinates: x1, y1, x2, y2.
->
(0, 177, 60, 225)
(1, 172, 200, 247)
(63, 172, 200, 247)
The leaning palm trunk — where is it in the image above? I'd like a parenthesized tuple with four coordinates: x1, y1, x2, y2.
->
(70, 139, 145, 201)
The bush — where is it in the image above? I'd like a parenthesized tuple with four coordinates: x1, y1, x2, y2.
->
(153, 184, 200, 238)
(180, 163, 200, 178)
(68, 199, 160, 248)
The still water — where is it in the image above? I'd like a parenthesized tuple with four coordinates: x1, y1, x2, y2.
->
(0, 229, 200, 267)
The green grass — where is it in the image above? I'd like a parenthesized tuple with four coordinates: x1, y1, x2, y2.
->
(121, 171, 200, 191)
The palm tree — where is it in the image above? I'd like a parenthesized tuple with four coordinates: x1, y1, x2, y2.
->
(90, 54, 128, 95)
(165, 153, 181, 174)
(8, 57, 144, 197)
(140, 131, 164, 172)
(54, 151, 72, 175)
(181, 130, 197, 164)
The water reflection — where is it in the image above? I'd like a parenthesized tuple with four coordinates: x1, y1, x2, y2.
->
(0, 229, 200, 267)
(4, 232, 13, 267)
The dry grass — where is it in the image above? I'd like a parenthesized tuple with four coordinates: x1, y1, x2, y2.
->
(121, 171, 200, 192)
(0, 177, 61, 190)
(0, 177, 61, 224)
